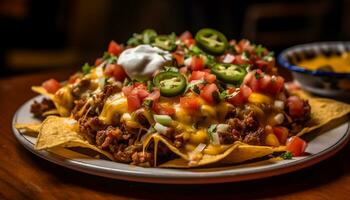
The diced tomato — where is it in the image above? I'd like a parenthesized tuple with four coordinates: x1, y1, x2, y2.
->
(287, 96, 305, 118)
(269, 76, 284, 95)
(240, 85, 253, 99)
(179, 31, 193, 41)
(244, 71, 284, 96)
(104, 64, 127, 81)
(189, 71, 216, 83)
(200, 83, 219, 104)
(108, 40, 123, 56)
(273, 126, 289, 145)
(189, 71, 205, 81)
(122, 85, 134, 96)
(204, 73, 216, 83)
(286, 136, 307, 156)
(183, 38, 195, 47)
(68, 74, 80, 84)
(173, 52, 184, 65)
(233, 55, 247, 65)
(179, 66, 188, 74)
(42, 79, 61, 94)
(137, 89, 150, 100)
(227, 85, 252, 106)
(153, 102, 176, 115)
(179, 31, 195, 48)
(180, 96, 201, 111)
(147, 88, 160, 102)
(95, 58, 103, 66)
(127, 92, 141, 112)
(190, 56, 204, 71)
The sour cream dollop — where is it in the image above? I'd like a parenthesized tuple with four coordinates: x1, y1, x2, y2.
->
(117, 44, 172, 80)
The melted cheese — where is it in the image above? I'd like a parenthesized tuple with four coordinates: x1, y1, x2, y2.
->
(99, 93, 128, 124)
(298, 52, 350, 73)
(53, 86, 74, 117)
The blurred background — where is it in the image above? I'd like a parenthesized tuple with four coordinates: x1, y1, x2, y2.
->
(1, 0, 349, 77)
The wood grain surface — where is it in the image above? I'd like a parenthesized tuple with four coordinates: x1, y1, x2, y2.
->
(0, 70, 350, 200)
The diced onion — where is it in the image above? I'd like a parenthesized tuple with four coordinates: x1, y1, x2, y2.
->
(184, 57, 192, 66)
(153, 114, 172, 126)
(216, 124, 230, 132)
(222, 54, 235, 63)
(274, 100, 285, 110)
(274, 113, 285, 125)
(211, 131, 221, 145)
(192, 143, 206, 153)
(64, 119, 77, 126)
(154, 122, 169, 135)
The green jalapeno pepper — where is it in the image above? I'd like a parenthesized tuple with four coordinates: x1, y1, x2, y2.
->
(195, 28, 228, 54)
(153, 71, 187, 97)
(153, 35, 177, 51)
(211, 63, 247, 84)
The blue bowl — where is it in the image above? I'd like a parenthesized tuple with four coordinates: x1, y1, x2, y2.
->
(278, 42, 350, 100)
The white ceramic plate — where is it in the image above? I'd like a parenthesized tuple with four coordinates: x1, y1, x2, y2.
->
(12, 95, 350, 184)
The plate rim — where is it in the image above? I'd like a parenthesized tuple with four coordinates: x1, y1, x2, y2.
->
(11, 96, 350, 184)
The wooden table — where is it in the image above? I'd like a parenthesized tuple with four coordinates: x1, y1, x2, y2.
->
(1, 70, 350, 200)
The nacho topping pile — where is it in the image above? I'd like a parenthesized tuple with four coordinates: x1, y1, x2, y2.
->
(20, 29, 350, 168)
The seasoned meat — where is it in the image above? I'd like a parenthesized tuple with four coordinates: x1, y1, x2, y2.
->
(72, 78, 91, 98)
(131, 151, 153, 167)
(223, 110, 264, 145)
(243, 127, 265, 145)
(78, 117, 107, 144)
(30, 98, 55, 118)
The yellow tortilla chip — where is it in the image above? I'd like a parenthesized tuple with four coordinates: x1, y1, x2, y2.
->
(31, 86, 54, 99)
(160, 142, 280, 168)
(31, 86, 71, 117)
(35, 116, 114, 160)
(15, 123, 41, 136)
(297, 96, 350, 136)
(42, 109, 60, 116)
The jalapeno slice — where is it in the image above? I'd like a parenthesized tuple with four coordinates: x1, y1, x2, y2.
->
(195, 28, 228, 54)
(153, 71, 187, 97)
(211, 63, 247, 84)
(153, 35, 177, 51)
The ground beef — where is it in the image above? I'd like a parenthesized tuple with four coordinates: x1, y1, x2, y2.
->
(224, 110, 265, 145)
(95, 126, 122, 149)
(78, 117, 107, 144)
(243, 127, 265, 145)
(72, 78, 91, 98)
(30, 98, 55, 118)
(131, 151, 153, 167)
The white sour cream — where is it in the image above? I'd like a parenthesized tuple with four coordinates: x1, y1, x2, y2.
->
(117, 44, 172, 80)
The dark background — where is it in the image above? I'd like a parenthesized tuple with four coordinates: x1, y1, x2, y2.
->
(1, 0, 349, 77)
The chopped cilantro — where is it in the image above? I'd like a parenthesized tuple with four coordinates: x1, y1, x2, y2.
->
(242, 51, 250, 60)
(281, 151, 293, 160)
(147, 80, 154, 92)
(263, 52, 274, 62)
(254, 44, 266, 57)
(207, 124, 217, 141)
(163, 66, 179, 72)
(82, 63, 92, 74)
(185, 79, 205, 94)
(142, 99, 153, 108)
(255, 71, 263, 80)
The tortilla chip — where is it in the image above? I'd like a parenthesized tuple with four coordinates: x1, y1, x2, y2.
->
(15, 123, 41, 136)
(42, 109, 60, 116)
(35, 116, 114, 160)
(220, 144, 275, 164)
(31, 86, 54, 99)
(160, 142, 283, 168)
(297, 97, 350, 136)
